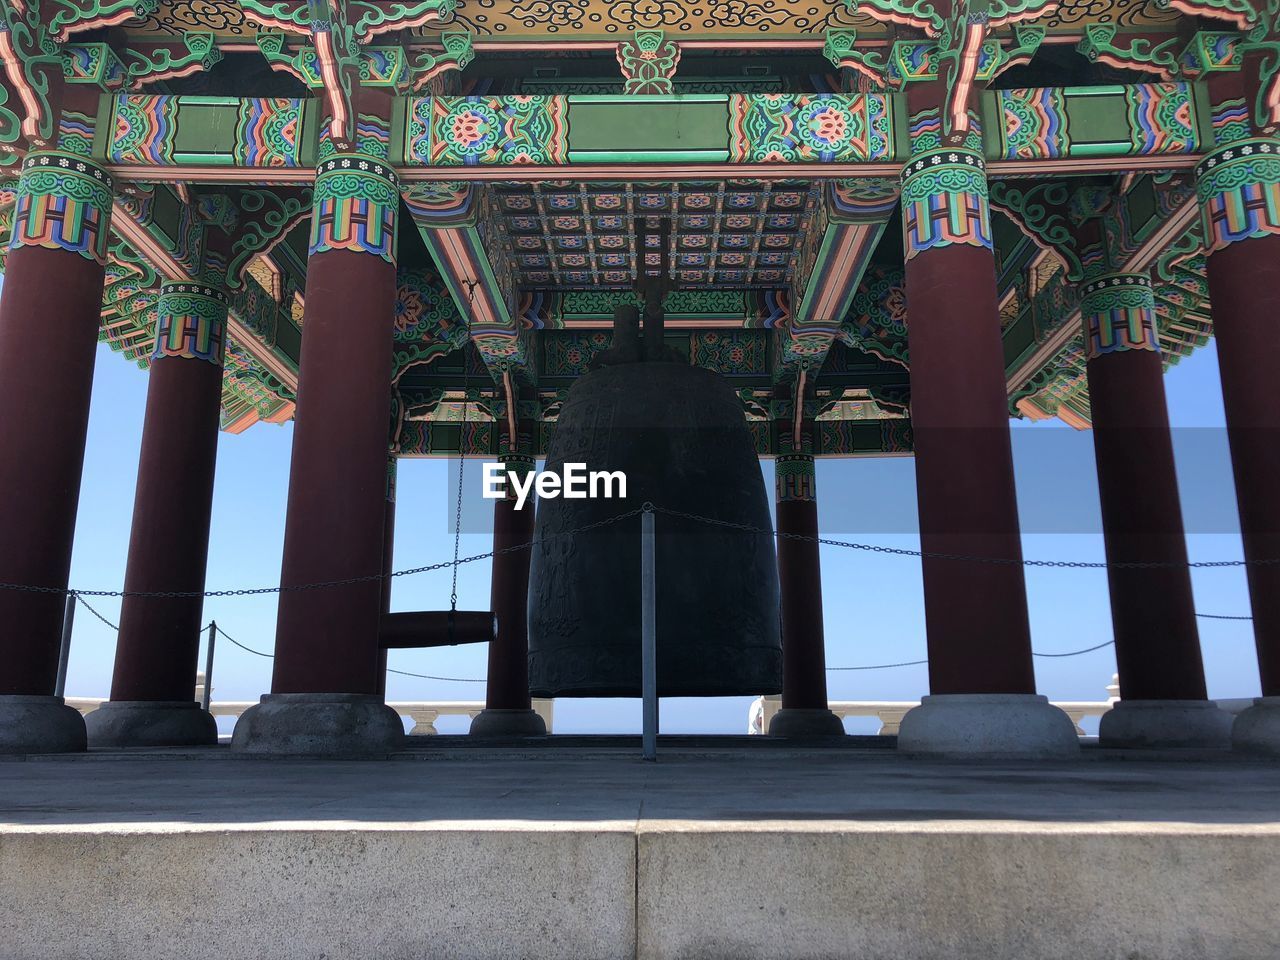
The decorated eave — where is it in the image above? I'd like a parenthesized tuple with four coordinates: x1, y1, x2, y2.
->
(0, 0, 1259, 446)
(79, 0, 1184, 43)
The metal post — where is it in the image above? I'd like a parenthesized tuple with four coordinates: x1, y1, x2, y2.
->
(54, 592, 75, 698)
(641, 506, 658, 761)
(202, 621, 217, 712)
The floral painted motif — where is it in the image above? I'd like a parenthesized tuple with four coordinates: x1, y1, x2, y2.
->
(1196, 139, 1280, 252)
(900, 146, 992, 260)
(1079, 273, 1159, 359)
(153, 282, 229, 366)
(10, 152, 113, 265)
(690, 330, 768, 375)
(728, 94, 893, 163)
(393, 268, 468, 375)
(309, 154, 399, 262)
(406, 95, 570, 166)
(617, 29, 680, 94)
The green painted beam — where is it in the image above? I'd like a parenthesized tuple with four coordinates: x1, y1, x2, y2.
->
(93, 85, 1206, 175)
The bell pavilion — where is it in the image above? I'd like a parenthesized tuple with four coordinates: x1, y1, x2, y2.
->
(1, 0, 1279, 758)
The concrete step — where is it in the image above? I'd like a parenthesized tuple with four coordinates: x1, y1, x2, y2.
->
(2, 748, 1278, 959)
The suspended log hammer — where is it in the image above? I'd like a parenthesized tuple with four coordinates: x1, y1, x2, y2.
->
(380, 610, 498, 648)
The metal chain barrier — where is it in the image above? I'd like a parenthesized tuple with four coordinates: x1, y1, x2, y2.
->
(646, 503, 1274, 572)
(1, 505, 647, 600)
(212, 625, 270, 659)
(72, 592, 120, 631)
(27, 502, 1259, 684)
(213, 625, 484, 682)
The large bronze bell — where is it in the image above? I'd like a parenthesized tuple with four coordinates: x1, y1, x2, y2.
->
(527, 299, 783, 698)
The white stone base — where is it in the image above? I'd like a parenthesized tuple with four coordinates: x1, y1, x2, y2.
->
(230, 693, 404, 756)
(638, 823, 1280, 960)
(767, 708, 845, 738)
(897, 694, 1079, 759)
(469, 708, 548, 738)
(3, 819, 1277, 960)
(85, 700, 217, 749)
(1232, 697, 1280, 757)
(0, 695, 86, 755)
(1099, 699, 1234, 750)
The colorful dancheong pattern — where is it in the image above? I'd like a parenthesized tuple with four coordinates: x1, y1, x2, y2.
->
(109, 95, 178, 164)
(900, 147, 992, 260)
(1126, 83, 1197, 156)
(727, 93, 893, 163)
(57, 111, 98, 158)
(153, 282, 229, 366)
(309, 154, 399, 263)
(996, 84, 1197, 160)
(690, 330, 768, 375)
(1080, 273, 1159, 360)
(408, 96, 570, 166)
(235, 98, 304, 167)
(998, 87, 1066, 160)
(775, 453, 816, 502)
(1210, 98, 1251, 148)
(1196, 139, 1280, 253)
(317, 114, 393, 163)
(10, 152, 113, 265)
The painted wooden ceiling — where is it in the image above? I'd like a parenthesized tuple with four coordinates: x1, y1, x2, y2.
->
(491, 180, 823, 290)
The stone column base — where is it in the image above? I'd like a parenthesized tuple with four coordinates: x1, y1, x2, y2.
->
(469, 708, 548, 738)
(767, 707, 845, 738)
(1232, 697, 1280, 757)
(0, 695, 86, 754)
(85, 700, 218, 749)
(1099, 699, 1234, 750)
(230, 693, 404, 757)
(897, 694, 1079, 759)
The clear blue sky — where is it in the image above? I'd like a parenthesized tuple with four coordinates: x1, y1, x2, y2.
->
(54, 317, 1258, 734)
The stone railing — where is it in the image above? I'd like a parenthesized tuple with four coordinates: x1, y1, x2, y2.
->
(750, 696, 1114, 736)
(749, 675, 1127, 735)
(748, 674, 1258, 735)
(66, 680, 555, 737)
(65, 672, 1258, 739)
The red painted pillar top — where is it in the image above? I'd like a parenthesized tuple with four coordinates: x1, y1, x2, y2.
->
(110, 282, 228, 703)
(1076, 255, 1209, 701)
(270, 100, 400, 696)
(900, 81, 1036, 696)
(1197, 69, 1280, 695)
(0, 151, 113, 695)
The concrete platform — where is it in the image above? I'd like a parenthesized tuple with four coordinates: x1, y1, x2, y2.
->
(2, 738, 1279, 960)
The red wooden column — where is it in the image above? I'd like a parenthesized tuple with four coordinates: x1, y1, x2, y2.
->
(1198, 71, 1280, 755)
(0, 152, 113, 754)
(767, 383, 842, 737)
(472, 385, 546, 736)
(86, 283, 228, 747)
(1079, 269, 1232, 748)
(895, 84, 1076, 756)
(231, 146, 404, 754)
